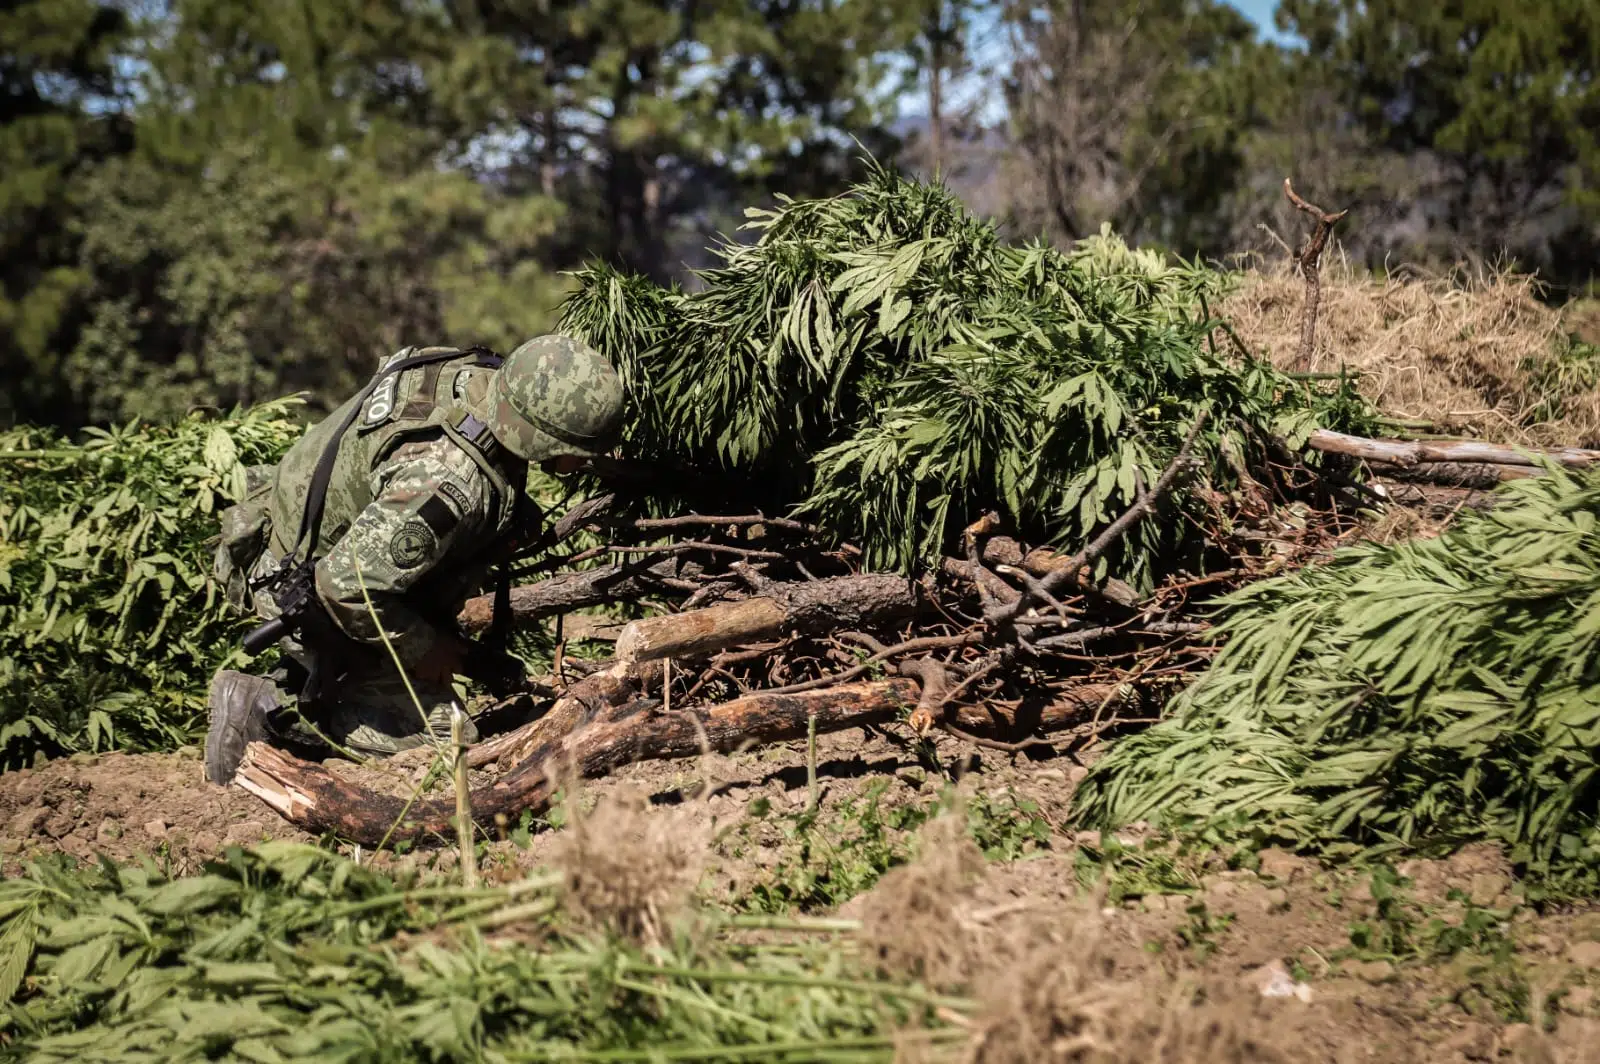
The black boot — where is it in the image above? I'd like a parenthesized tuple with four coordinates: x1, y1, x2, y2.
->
(204, 669, 279, 784)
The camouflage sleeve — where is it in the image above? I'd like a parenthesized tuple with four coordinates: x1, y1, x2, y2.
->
(313, 436, 493, 668)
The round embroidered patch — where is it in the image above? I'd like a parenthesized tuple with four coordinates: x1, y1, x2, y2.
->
(389, 520, 436, 569)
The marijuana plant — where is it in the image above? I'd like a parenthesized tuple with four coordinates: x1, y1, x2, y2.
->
(1074, 465, 1600, 887)
(0, 403, 302, 767)
(561, 166, 1374, 579)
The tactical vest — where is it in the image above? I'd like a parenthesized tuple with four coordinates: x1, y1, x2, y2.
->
(267, 347, 525, 563)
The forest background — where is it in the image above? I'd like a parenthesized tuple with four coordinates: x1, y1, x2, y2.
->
(4, 0, 1598, 432)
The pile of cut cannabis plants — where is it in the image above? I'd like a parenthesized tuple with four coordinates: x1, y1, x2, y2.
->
(0, 843, 956, 1061)
(231, 170, 1388, 846)
(1074, 464, 1600, 889)
(0, 403, 301, 769)
(560, 166, 1376, 582)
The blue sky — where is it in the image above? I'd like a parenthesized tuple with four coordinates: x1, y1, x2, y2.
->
(1230, 0, 1296, 43)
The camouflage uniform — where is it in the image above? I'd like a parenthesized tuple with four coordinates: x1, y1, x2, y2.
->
(207, 336, 624, 782)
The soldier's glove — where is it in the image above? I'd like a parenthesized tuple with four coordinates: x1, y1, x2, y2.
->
(414, 634, 470, 684)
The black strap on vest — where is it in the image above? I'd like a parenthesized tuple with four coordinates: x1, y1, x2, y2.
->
(287, 346, 501, 569)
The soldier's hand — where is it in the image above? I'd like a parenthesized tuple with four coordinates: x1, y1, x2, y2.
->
(414, 634, 469, 684)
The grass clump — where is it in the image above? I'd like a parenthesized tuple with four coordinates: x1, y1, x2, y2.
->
(562, 167, 1374, 582)
(0, 403, 302, 768)
(1074, 465, 1600, 890)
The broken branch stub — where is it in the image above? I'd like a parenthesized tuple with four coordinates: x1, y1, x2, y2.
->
(1284, 178, 1349, 372)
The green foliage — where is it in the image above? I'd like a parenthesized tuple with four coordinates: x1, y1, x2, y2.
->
(1074, 464, 1600, 889)
(1274, 0, 1600, 290)
(0, 404, 301, 768)
(563, 167, 1374, 579)
(0, 843, 954, 1061)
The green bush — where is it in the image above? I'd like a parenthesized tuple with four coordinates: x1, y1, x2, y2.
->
(0, 403, 301, 768)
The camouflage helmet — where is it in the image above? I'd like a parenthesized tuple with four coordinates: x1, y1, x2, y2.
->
(480, 335, 625, 463)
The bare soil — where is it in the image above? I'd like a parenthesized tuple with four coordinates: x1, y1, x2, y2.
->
(3, 727, 1599, 1062)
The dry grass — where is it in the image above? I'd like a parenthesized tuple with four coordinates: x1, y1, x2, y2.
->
(548, 784, 709, 947)
(858, 814, 991, 987)
(1225, 260, 1600, 448)
(865, 816, 1300, 1064)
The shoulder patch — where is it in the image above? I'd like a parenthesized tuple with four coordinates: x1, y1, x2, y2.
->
(390, 520, 436, 569)
(438, 480, 473, 516)
(358, 373, 400, 434)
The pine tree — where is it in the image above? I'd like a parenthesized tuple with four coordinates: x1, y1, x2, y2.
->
(0, 0, 129, 427)
(65, 0, 572, 422)
(1274, 0, 1600, 291)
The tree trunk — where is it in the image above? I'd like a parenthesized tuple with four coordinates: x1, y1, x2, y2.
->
(1370, 460, 1536, 488)
(233, 679, 919, 846)
(457, 559, 700, 635)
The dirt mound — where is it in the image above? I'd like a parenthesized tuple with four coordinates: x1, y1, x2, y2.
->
(0, 748, 307, 874)
(1227, 264, 1600, 448)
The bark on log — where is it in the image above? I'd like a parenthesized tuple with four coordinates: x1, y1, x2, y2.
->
(612, 573, 919, 665)
(1371, 460, 1535, 488)
(457, 560, 700, 635)
(1308, 429, 1600, 470)
(233, 679, 920, 846)
(949, 682, 1137, 733)
(464, 665, 647, 770)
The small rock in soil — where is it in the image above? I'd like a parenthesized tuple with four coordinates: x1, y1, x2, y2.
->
(143, 818, 168, 838)
(1566, 940, 1600, 969)
(7, 808, 47, 838)
(1436, 1023, 1495, 1062)
(1563, 986, 1595, 1014)
(1257, 847, 1310, 883)
(1467, 872, 1510, 907)
(1248, 959, 1314, 1002)
(1496, 1023, 1537, 1056)
(1342, 958, 1397, 983)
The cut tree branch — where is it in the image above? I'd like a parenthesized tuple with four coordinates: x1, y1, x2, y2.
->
(1284, 178, 1349, 371)
(1306, 429, 1599, 470)
(988, 411, 1209, 631)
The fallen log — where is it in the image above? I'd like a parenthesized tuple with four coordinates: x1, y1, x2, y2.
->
(612, 573, 919, 665)
(234, 679, 917, 846)
(233, 677, 1133, 846)
(1308, 429, 1600, 470)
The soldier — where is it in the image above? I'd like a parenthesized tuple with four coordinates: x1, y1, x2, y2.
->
(204, 335, 625, 785)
